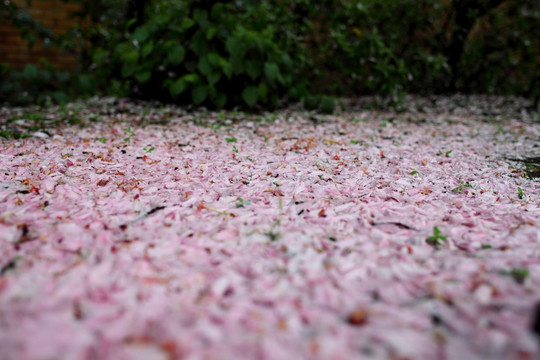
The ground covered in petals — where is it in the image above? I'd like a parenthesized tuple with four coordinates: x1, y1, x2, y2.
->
(1, 96, 539, 360)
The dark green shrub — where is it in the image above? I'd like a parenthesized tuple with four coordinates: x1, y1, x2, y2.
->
(289, 0, 539, 98)
(1, 0, 538, 107)
(455, 0, 540, 95)
(303, 95, 319, 111)
(0, 59, 94, 106)
(89, 0, 304, 109)
(319, 96, 335, 114)
(286, 0, 411, 99)
(302, 94, 335, 114)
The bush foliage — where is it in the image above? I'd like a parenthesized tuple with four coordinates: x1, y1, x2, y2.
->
(1, 0, 539, 108)
(88, 1, 301, 108)
(0, 60, 94, 106)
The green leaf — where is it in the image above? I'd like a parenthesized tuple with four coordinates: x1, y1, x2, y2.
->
(1, 130, 19, 140)
(191, 30, 208, 56)
(207, 71, 221, 86)
(242, 86, 258, 107)
(410, 170, 418, 175)
(287, 87, 299, 100)
(76, 74, 93, 92)
(197, 56, 212, 75)
(236, 197, 247, 208)
(518, 187, 524, 199)
(22, 64, 38, 79)
(510, 268, 529, 284)
(303, 95, 319, 110)
(351, 140, 361, 145)
(207, 52, 223, 66)
(135, 71, 151, 83)
(92, 48, 108, 63)
(281, 53, 292, 68)
(167, 44, 186, 65)
(169, 79, 186, 97)
(281, 74, 292, 86)
(133, 27, 149, 42)
(426, 226, 447, 247)
(264, 62, 279, 81)
(211, 2, 224, 19)
(115, 42, 133, 56)
(191, 85, 208, 104)
(141, 42, 154, 58)
(51, 91, 68, 104)
(56, 71, 70, 83)
(121, 50, 139, 63)
(39, 70, 51, 82)
(211, 92, 227, 108)
(257, 83, 268, 100)
(266, 231, 280, 241)
(121, 50, 139, 77)
(226, 37, 245, 58)
(121, 62, 137, 77)
(193, 8, 208, 28)
(245, 59, 261, 79)
(206, 27, 217, 40)
(451, 182, 464, 192)
(181, 73, 199, 83)
(155, 13, 171, 26)
(226, 137, 237, 143)
(500, 268, 530, 284)
(230, 56, 244, 75)
(181, 17, 195, 31)
(320, 96, 335, 114)
(222, 62, 233, 79)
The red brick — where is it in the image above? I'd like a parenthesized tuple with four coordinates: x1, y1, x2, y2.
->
(2, 0, 87, 70)
(33, 1, 55, 9)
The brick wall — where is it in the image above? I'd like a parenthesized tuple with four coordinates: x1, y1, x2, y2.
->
(0, 0, 86, 70)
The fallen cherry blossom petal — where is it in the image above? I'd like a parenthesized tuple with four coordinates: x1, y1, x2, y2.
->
(0, 95, 539, 359)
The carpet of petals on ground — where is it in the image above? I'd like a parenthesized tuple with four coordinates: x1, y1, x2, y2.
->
(1, 96, 539, 359)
